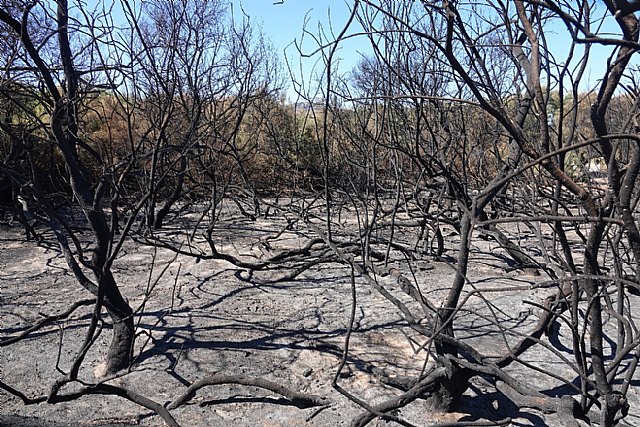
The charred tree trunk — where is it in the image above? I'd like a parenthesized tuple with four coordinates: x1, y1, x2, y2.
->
(100, 271, 134, 374)
(427, 211, 473, 409)
(0, 1, 136, 375)
(154, 156, 187, 229)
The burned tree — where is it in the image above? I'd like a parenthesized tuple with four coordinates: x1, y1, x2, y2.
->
(0, 0, 135, 376)
(301, 0, 640, 425)
(0, 0, 298, 424)
(2, 0, 640, 426)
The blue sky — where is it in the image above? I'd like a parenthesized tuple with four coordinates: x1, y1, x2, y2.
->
(230, 0, 370, 97)
(228, 1, 626, 98)
(230, 0, 364, 56)
(70, 0, 632, 99)
(68, 0, 368, 99)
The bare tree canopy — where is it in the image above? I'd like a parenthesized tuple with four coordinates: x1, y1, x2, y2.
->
(2, 1, 640, 426)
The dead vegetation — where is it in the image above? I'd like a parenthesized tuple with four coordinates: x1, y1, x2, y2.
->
(2, 1, 640, 426)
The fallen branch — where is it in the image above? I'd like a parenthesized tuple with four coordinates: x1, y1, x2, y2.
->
(167, 374, 329, 410)
(0, 298, 95, 346)
(47, 382, 180, 427)
(0, 380, 47, 405)
(495, 380, 579, 420)
(424, 418, 513, 427)
(350, 367, 448, 427)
